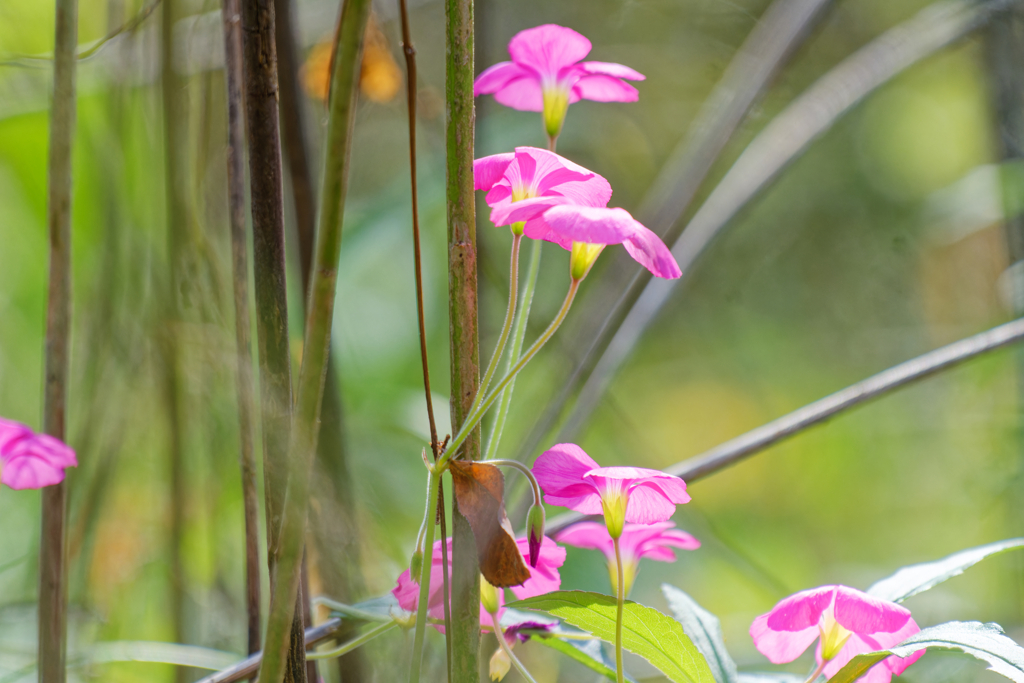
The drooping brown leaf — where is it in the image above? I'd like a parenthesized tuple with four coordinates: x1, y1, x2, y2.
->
(448, 460, 530, 588)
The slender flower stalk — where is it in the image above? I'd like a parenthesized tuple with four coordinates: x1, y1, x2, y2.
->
(471, 233, 522, 414)
(307, 621, 398, 661)
(409, 469, 440, 683)
(804, 660, 827, 683)
(438, 278, 580, 470)
(482, 459, 542, 505)
(484, 237, 541, 460)
(490, 611, 540, 683)
(613, 537, 625, 683)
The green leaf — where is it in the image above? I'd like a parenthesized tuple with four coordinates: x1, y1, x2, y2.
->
(826, 621, 1024, 683)
(87, 641, 243, 669)
(509, 590, 716, 683)
(533, 635, 618, 681)
(867, 538, 1024, 603)
(662, 584, 738, 683)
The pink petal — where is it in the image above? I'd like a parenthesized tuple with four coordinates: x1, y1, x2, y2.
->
(572, 74, 640, 103)
(0, 418, 32, 451)
(1, 432, 77, 490)
(510, 536, 565, 600)
(579, 61, 646, 81)
(750, 613, 820, 664)
(621, 223, 682, 279)
(475, 153, 515, 191)
(875, 618, 924, 675)
(475, 62, 533, 95)
(820, 631, 915, 683)
(493, 77, 545, 111)
(556, 521, 615, 558)
(522, 214, 574, 250)
(490, 196, 566, 226)
(533, 443, 601, 499)
(508, 25, 591, 80)
(833, 586, 912, 634)
(639, 529, 701, 561)
(765, 586, 836, 631)
(631, 473, 691, 505)
(507, 147, 595, 197)
(538, 205, 635, 245)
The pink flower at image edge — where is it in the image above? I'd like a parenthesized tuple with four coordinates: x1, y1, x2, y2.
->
(751, 585, 924, 683)
(0, 417, 77, 490)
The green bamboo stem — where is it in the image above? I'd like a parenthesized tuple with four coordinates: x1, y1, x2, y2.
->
(408, 470, 440, 683)
(484, 238, 541, 460)
(444, 0, 480, 677)
(613, 537, 625, 683)
(471, 234, 522, 415)
(256, 0, 371, 679)
(38, 0, 77, 677)
(307, 621, 398, 661)
(489, 611, 539, 683)
(438, 279, 580, 471)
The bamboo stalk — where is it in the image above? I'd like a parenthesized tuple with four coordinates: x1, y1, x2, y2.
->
(239, 0, 308, 680)
(273, 4, 366, 680)
(444, 0, 480, 678)
(256, 0, 371, 678)
(38, 0, 77, 677)
(220, 0, 261, 659)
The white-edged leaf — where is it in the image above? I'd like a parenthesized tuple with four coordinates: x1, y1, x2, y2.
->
(868, 538, 1024, 602)
(736, 674, 805, 683)
(509, 590, 716, 683)
(88, 641, 243, 669)
(533, 635, 619, 681)
(826, 621, 1024, 683)
(662, 584, 738, 683)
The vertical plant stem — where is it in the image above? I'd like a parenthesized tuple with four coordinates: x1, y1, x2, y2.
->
(613, 537, 625, 683)
(220, 0, 262, 658)
(240, 0, 308, 681)
(444, 0, 479, 678)
(484, 238, 540, 460)
(471, 234, 521, 415)
(408, 470, 440, 683)
(256, 0, 371, 679)
(38, 0, 77, 678)
(489, 612, 539, 683)
(161, 1, 189, 679)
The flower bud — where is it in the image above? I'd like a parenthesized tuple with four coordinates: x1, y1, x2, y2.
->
(525, 504, 546, 568)
(510, 221, 526, 237)
(480, 576, 502, 615)
(410, 548, 424, 580)
(570, 241, 606, 281)
(542, 88, 570, 140)
(600, 491, 627, 539)
(489, 646, 511, 681)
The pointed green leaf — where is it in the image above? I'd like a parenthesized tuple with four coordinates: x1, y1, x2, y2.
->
(87, 641, 243, 669)
(662, 584, 738, 683)
(509, 590, 716, 683)
(868, 538, 1024, 603)
(533, 635, 618, 681)
(826, 621, 1024, 683)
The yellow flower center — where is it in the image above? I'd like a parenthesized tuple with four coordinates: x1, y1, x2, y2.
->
(819, 608, 853, 661)
(570, 241, 606, 281)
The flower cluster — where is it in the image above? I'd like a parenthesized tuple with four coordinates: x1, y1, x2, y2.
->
(0, 417, 76, 490)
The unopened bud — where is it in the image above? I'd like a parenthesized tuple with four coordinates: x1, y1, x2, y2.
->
(489, 646, 511, 681)
(526, 504, 545, 568)
(480, 576, 501, 615)
(410, 548, 424, 579)
(570, 241, 606, 281)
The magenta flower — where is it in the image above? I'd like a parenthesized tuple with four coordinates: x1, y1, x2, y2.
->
(475, 24, 645, 138)
(0, 417, 77, 490)
(475, 148, 680, 280)
(558, 521, 699, 595)
(532, 443, 690, 538)
(750, 585, 924, 683)
(392, 535, 566, 628)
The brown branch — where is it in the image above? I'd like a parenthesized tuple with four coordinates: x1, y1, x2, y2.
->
(38, 0, 78, 677)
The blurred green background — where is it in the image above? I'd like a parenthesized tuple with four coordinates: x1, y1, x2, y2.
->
(0, 0, 1022, 680)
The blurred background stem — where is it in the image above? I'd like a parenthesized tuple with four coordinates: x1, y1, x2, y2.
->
(38, 0, 77, 678)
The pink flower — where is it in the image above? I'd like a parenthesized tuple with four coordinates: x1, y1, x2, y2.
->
(475, 24, 645, 138)
(392, 535, 566, 628)
(475, 148, 680, 280)
(532, 443, 690, 537)
(0, 417, 77, 490)
(750, 585, 924, 683)
(558, 521, 699, 595)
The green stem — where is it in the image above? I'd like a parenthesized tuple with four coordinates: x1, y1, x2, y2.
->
(613, 537, 625, 683)
(482, 459, 542, 505)
(439, 279, 580, 470)
(256, 0, 371, 680)
(408, 470, 440, 683)
(484, 237, 541, 460)
(803, 659, 827, 683)
(490, 610, 539, 683)
(471, 233, 522, 414)
(307, 621, 398, 660)
(311, 598, 392, 623)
